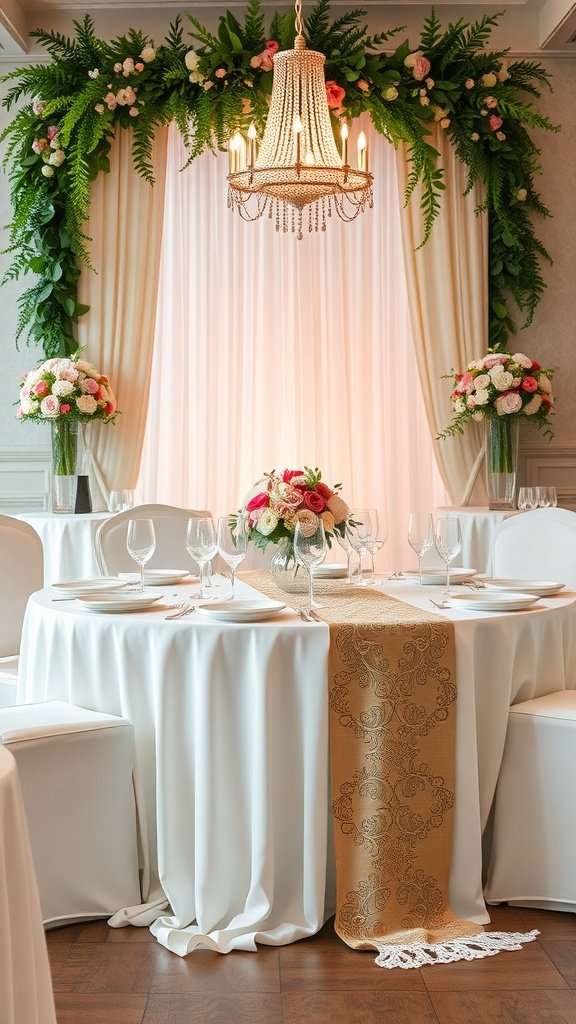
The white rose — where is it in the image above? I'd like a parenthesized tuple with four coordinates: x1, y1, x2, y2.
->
(511, 352, 532, 368)
(490, 370, 514, 391)
(48, 149, 66, 166)
(255, 508, 278, 536)
(481, 72, 497, 88)
(453, 398, 466, 414)
(467, 360, 484, 370)
(495, 392, 522, 415)
(52, 380, 74, 397)
(474, 388, 489, 406)
(539, 374, 552, 394)
(20, 395, 39, 415)
(473, 373, 490, 390)
(41, 165, 55, 178)
(185, 50, 199, 72)
(140, 46, 156, 63)
(523, 394, 542, 415)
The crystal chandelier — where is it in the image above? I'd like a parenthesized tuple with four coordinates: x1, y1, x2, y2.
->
(227, 0, 373, 239)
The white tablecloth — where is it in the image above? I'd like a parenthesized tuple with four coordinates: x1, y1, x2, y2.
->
(0, 745, 56, 1024)
(15, 511, 111, 584)
(17, 577, 576, 955)
(433, 506, 521, 573)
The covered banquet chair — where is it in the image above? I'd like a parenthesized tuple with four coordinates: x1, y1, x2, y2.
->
(0, 700, 141, 925)
(491, 507, 576, 585)
(0, 515, 43, 707)
(94, 502, 211, 575)
(484, 689, 576, 912)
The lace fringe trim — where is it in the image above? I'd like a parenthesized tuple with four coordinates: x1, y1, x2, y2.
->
(374, 929, 540, 969)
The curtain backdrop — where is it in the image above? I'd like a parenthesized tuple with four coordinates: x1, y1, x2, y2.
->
(77, 127, 168, 509)
(137, 119, 448, 569)
(396, 126, 489, 505)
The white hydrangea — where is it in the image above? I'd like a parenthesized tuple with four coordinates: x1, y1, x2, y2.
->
(52, 380, 75, 397)
(474, 388, 489, 406)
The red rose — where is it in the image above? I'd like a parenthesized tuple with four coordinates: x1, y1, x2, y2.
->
(531, 361, 541, 371)
(521, 376, 538, 393)
(265, 39, 279, 53)
(246, 492, 269, 512)
(282, 470, 304, 483)
(60, 403, 71, 414)
(315, 481, 333, 500)
(304, 490, 326, 513)
(104, 402, 114, 416)
(325, 80, 346, 110)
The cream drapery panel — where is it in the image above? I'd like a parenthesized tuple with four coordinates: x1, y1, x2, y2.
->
(77, 127, 168, 510)
(137, 120, 448, 570)
(395, 127, 489, 505)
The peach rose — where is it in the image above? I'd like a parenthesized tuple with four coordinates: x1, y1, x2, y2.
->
(325, 80, 346, 110)
(321, 510, 335, 533)
(489, 114, 503, 132)
(326, 493, 349, 525)
(293, 509, 320, 538)
(412, 56, 431, 82)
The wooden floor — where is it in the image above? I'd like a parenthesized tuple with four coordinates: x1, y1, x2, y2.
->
(45, 906, 576, 1024)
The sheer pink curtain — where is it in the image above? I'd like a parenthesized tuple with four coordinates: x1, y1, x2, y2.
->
(138, 119, 448, 568)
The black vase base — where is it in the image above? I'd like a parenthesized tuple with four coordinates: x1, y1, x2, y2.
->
(75, 475, 92, 514)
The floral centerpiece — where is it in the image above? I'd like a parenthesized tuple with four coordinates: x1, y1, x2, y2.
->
(238, 467, 350, 591)
(439, 350, 555, 508)
(17, 353, 118, 512)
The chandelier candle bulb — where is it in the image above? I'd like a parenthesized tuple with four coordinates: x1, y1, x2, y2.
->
(305, 150, 314, 165)
(358, 132, 367, 173)
(247, 123, 257, 168)
(293, 115, 303, 164)
(340, 123, 349, 166)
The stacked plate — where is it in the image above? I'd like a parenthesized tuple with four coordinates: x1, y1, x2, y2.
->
(483, 578, 566, 597)
(76, 593, 164, 614)
(314, 563, 348, 580)
(402, 568, 478, 586)
(195, 600, 286, 623)
(117, 569, 193, 586)
(450, 591, 540, 612)
(51, 578, 129, 599)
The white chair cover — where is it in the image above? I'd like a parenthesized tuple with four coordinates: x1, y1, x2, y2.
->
(0, 701, 141, 925)
(491, 507, 576, 585)
(0, 516, 44, 704)
(485, 690, 576, 912)
(94, 502, 211, 574)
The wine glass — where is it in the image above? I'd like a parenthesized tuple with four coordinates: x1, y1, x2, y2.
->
(408, 512, 433, 584)
(217, 515, 247, 599)
(434, 517, 462, 602)
(335, 529, 360, 585)
(126, 519, 156, 592)
(346, 509, 378, 585)
(366, 511, 388, 584)
(294, 520, 327, 610)
(186, 517, 218, 600)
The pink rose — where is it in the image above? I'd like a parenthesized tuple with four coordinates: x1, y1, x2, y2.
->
(489, 115, 503, 132)
(32, 139, 49, 154)
(485, 96, 498, 109)
(59, 403, 71, 414)
(281, 486, 305, 509)
(412, 56, 431, 82)
(81, 377, 99, 394)
(260, 50, 274, 71)
(265, 40, 279, 54)
(521, 376, 538, 393)
(46, 125, 59, 141)
(246, 491, 269, 512)
(135, 62, 144, 72)
(325, 80, 346, 110)
(304, 490, 326, 513)
(482, 355, 507, 369)
(33, 380, 49, 397)
(40, 395, 60, 418)
(495, 392, 522, 416)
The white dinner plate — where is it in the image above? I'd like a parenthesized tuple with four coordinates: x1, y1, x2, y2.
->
(450, 592, 541, 612)
(195, 600, 286, 623)
(314, 563, 348, 579)
(76, 593, 164, 613)
(483, 578, 566, 597)
(402, 568, 478, 586)
(118, 569, 194, 586)
(51, 578, 129, 598)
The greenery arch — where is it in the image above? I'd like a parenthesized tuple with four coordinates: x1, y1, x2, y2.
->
(0, 2, 558, 359)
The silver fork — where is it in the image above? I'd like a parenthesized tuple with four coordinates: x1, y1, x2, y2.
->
(429, 597, 451, 610)
(166, 601, 195, 620)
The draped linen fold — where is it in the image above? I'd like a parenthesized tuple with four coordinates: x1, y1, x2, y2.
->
(77, 128, 168, 509)
(395, 127, 489, 506)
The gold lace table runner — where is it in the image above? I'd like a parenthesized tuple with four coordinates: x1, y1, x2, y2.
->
(240, 572, 537, 967)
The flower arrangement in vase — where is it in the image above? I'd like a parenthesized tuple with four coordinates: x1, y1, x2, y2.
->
(237, 467, 350, 592)
(17, 353, 118, 513)
(439, 350, 556, 509)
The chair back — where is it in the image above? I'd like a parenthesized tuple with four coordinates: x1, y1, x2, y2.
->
(94, 503, 212, 574)
(0, 516, 43, 658)
(491, 508, 576, 586)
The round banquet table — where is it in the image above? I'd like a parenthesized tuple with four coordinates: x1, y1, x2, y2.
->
(433, 506, 522, 573)
(16, 575, 576, 956)
(14, 511, 111, 585)
(0, 745, 57, 1024)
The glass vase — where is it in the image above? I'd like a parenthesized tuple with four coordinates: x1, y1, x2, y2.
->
(485, 416, 519, 510)
(51, 419, 79, 514)
(270, 540, 308, 594)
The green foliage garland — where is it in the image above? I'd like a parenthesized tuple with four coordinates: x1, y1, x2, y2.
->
(0, 3, 558, 358)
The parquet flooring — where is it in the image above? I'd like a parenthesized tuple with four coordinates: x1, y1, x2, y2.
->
(46, 906, 576, 1024)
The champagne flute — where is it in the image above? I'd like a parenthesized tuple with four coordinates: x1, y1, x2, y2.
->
(434, 517, 462, 602)
(346, 509, 377, 585)
(294, 520, 327, 610)
(366, 510, 388, 584)
(126, 519, 156, 592)
(217, 515, 247, 599)
(187, 517, 218, 600)
(408, 512, 433, 585)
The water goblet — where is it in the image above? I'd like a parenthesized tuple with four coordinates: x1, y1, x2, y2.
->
(434, 517, 462, 602)
(187, 517, 218, 600)
(346, 509, 378, 586)
(294, 521, 327, 610)
(545, 486, 558, 508)
(517, 487, 538, 511)
(335, 529, 360, 585)
(126, 519, 156, 592)
(110, 490, 135, 513)
(217, 515, 247, 599)
(408, 512, 433, 584)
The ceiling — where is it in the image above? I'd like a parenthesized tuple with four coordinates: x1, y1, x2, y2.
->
(1, 0, 575, 58)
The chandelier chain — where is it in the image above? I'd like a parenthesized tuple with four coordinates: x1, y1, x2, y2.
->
(294, 0, 303, 39)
